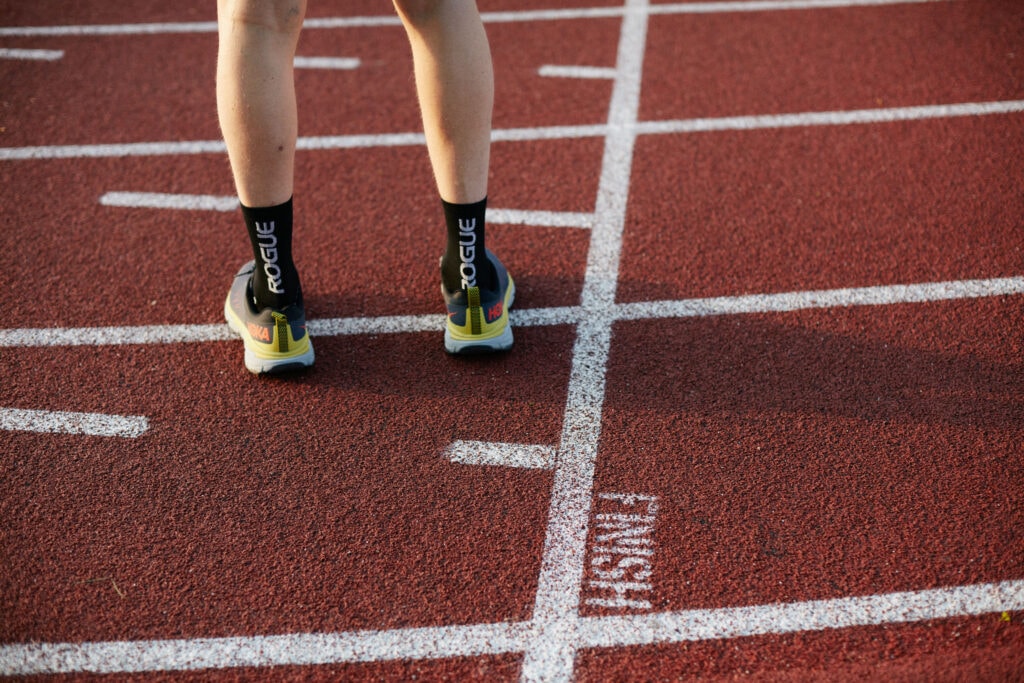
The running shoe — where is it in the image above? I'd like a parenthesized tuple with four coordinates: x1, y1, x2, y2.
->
(224, 260, 315, 374)
(442, 249, 514, 354)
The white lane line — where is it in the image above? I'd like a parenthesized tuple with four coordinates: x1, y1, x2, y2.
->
(293, 56, 360, 70)
(521, 0, 649, 680)
(615, 276, 1024, 321)
(538, 65, 617, 80)
(4, 100, 1022, 161)
(100, 192, 238, 212)
(2, 579, 1020, 675)
(96, 193, 593, 228)
(0, 139, 228, 161)
(635, 100, 1024, 135)
(0, 48, 64, 60)
(2, 276, 1021, 349)
(0, 323, 234, 348)
(0, 621, 531, 675)
(446, 440, 557, 469)
(0, 0, 948, 37)
(579, 579, 1024, 649)
(0, 408, 149, 438)
(484, 0, 944, 22)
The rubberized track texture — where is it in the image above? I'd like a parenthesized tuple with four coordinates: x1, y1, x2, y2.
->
(1, 0, 1023, 681)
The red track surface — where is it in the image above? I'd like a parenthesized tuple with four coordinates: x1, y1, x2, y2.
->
(1, 0, 1023, 680)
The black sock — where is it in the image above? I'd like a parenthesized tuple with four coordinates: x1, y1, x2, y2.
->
(240, 198, 301, 309)
(440, 197, 495, 292)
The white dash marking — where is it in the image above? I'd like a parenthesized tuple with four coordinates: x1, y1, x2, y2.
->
(446, 440, 556, 470)
(100, 192, 238, 212)
(539, 65, 617, 80)
(487, 209, 594, 229)
(294, 56, 360, 70)
(0, 408, 149, 438)
(0, 48, 64, 61)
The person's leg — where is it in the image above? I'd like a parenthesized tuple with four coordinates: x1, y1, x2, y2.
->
(218, 0, 313, 373)
(393, 0, 492, 205)
(216, 0, 304, 208)
(395, 0, 513, 353)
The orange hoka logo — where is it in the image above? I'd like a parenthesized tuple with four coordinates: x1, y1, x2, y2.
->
(486, 301, 503, 322)
(247, 323, 272, 342)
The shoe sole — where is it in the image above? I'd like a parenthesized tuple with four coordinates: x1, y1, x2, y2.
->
(444, 278, 515, 355)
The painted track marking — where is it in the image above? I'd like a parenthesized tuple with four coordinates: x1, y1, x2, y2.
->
(97, 192, 594, 228)
(2, 276, 1022, 348)
(539, 65, 618, 80)
(0, 48, 64, 61)
(4, 100, 1023, 161)
(100, 191, 239, 212)
(2, 580, 1021, 675)
(446, 441, 557, 469)
(0, 0, 948, 37)
(2, 0, 1022, 680)
(0, 408, 149, 438)
(521, 0, 648, 678)
(293, 56, 360, 70)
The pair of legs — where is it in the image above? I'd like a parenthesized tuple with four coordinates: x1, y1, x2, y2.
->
(215, 0, 493, 209)
(217, 0, 514, 370)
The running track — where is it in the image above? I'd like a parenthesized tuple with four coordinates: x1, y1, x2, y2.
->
(1, 0, 1022, 680)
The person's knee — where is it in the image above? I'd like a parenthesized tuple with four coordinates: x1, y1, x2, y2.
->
(218, 0, 307, 35)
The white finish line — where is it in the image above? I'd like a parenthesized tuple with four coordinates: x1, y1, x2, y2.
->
(2, 580, 1020, 675)
(0, 408, 149, 438)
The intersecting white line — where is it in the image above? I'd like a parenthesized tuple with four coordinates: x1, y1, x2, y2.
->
(3, 100, 1022, 162)
(0, 0, 948, 37)
(521, 0, 649, 679)
(576, 579, 1024, 649)
(1, 277, 1022, 349)
(3, 580, 1021, 675)
(613, 276, 1024, 320)
(97, 192, 595, 228)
